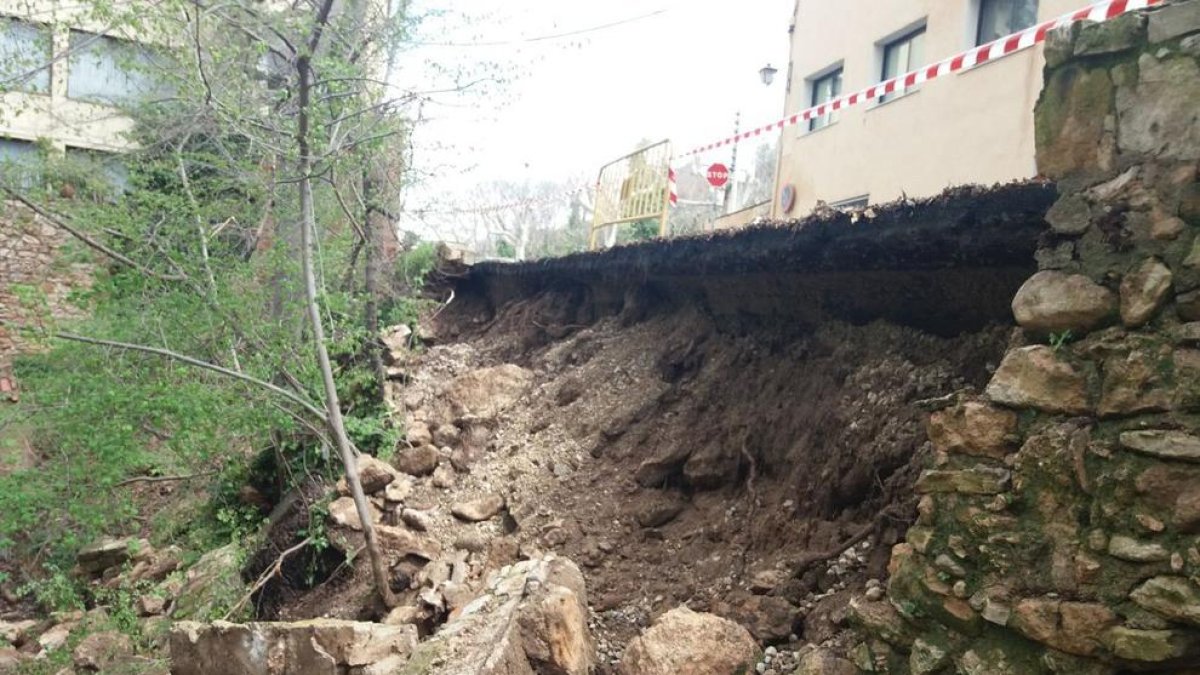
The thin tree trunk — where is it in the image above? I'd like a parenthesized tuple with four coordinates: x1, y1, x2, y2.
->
(297, 48, 396, 610)
(362, 167, 387, 401)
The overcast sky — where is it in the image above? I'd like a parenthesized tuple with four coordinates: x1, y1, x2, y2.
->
(395, 0, 794, 208)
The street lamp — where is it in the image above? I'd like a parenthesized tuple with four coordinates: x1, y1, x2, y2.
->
(759, 63, 778, 87)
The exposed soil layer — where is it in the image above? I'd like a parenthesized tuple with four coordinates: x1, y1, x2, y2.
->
(267, 182, 1050, 669)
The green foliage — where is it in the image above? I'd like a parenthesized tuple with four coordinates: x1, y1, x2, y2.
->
(1049, 330, 1074, 352)
(495, 238, 516, 259)
(18, 564, 84, 613)
(397, 242, 438, 289)
(622, 218, 660, 243)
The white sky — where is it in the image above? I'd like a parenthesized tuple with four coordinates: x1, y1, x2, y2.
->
(395, 0, 794, 208)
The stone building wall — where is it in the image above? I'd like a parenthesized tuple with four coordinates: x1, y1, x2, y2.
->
(853, 2, 1200, 673)
(0, 202, 93, 364)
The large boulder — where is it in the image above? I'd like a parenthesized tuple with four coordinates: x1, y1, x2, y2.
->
(985, 346, 1091, 415)
(1011, 271, 1116, 334)
(617, 606, 758, 675)
(77, 536, 151, 576)
(442, 365, 533, 420)
(72, 630, 134, 672)
(170, 543, 246, 621)
(170, 619, 418, 675)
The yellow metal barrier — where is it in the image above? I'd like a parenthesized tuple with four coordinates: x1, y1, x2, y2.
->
(589, 139, 672, 250)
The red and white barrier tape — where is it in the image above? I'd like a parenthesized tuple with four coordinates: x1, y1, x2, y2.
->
(678, 0, 1164, 158)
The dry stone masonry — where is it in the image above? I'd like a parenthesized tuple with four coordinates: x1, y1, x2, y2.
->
(0, 201, 92, 362)
(855, 3, 1200, 672)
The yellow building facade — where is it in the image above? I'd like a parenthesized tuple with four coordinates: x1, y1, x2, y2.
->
(773, 0, 1083, 218)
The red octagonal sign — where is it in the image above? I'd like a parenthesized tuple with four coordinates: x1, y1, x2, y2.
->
(706, 163, 730, 188)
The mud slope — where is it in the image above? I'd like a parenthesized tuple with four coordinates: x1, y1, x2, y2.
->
(424, 185, 1044, 654)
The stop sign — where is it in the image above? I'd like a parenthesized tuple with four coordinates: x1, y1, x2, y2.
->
(706, 163, 730, 188)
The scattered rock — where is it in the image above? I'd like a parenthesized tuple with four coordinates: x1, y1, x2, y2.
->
(383, 477, 413, 503)
(0, 619, 38, 647)
(36, 621, 75, 653)
(383, 605, 422, 626)
(793, 646, 858, 675)
(618, 606, 758, 675)
(432, 464, 456, 489)
(381, 324, 412, 364)
(451, 493, 505, 522)
(137, 594, 166, 616)
(635, 494, 686, 528)
(400, 508, 432, 532)
(1011, 271, 1115, 333)
(376, 525, 440, 561)
(356, 455, 398, 494)
(442, 364, 533, 420)
(1120, 430, 1200, 463)
(432, 424, 461, 448)
(750, 569, 786, 594)
(1120, 258, 1173, 327)
(329, 496, 368, 530)
(405, 421, 432, 447)
(0, 649, 25, 671)
(394, 445, 440, 477)
(72, 630, 133, 672)
(724, 595, 797, 643)
(985, 346, 1090, 415)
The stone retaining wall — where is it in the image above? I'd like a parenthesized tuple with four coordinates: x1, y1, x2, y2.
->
(0, 202, 93, 363)
(854, 3, 1200, 673)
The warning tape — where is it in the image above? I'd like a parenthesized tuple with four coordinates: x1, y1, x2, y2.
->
(678, 0, 1164, 158)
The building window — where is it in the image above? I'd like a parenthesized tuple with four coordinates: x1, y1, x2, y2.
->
(0, 18, 51, 94)
(809, 68, 842, 132)
(831, 195, 869, 211)
(67, 31, 166, 105)
(880, 27, 925, 103)
(0, 137, 41, 189)
(977, 0, 1039, 45)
